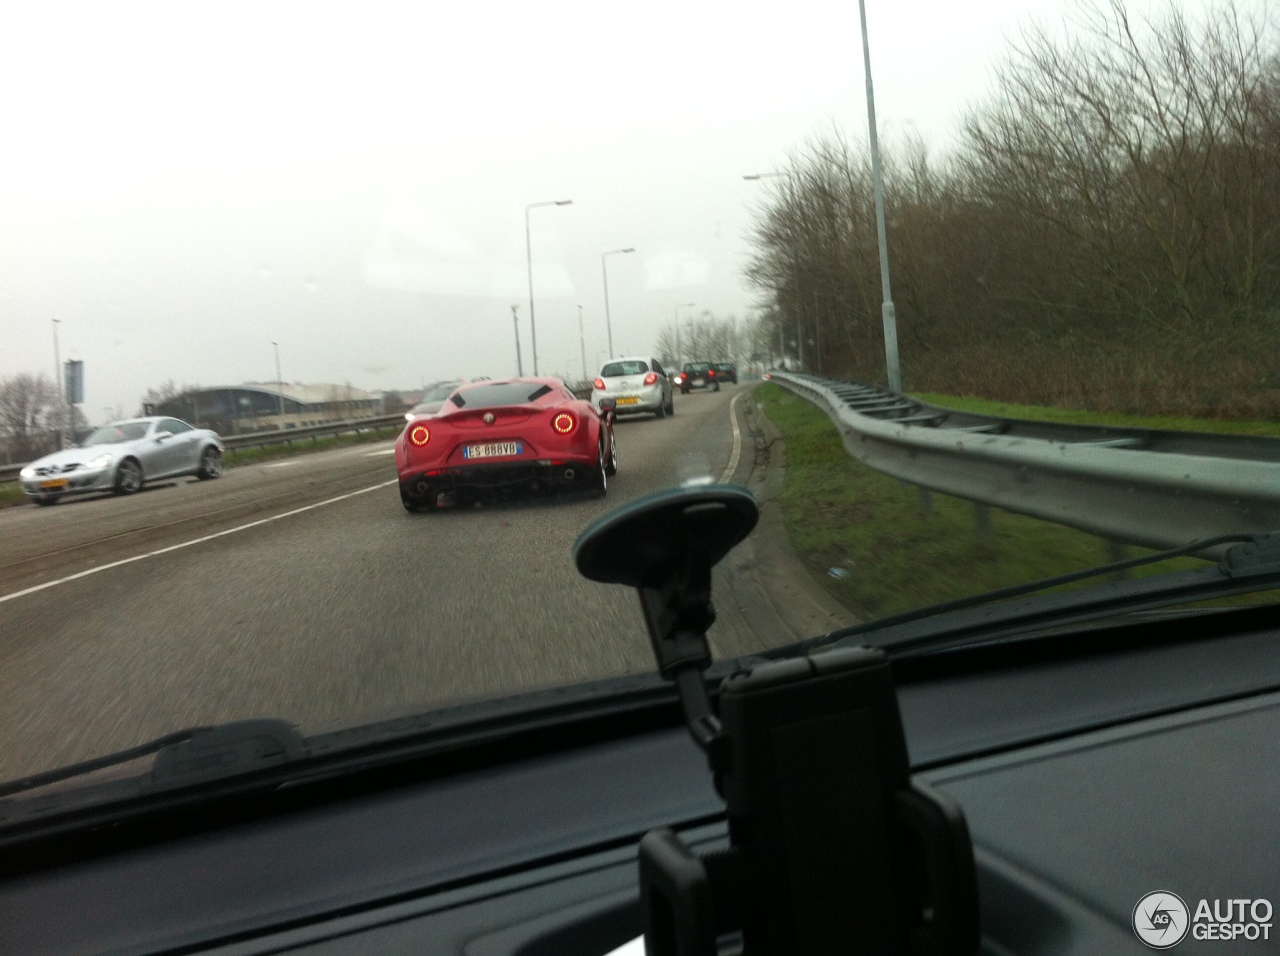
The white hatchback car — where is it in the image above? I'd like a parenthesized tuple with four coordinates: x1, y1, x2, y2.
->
(591, 357, 674, 418)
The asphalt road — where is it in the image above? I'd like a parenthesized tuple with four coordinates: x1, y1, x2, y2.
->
(0, 384, 835, 783)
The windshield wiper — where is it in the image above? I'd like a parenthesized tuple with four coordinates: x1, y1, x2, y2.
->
(0, 719, 306, 801)
(809, 532, 1280, 658)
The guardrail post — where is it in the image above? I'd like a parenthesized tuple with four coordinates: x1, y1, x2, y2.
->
(917, 487, 933, 514)
(973, 502, 992, 543)
(1107, 540, 1130, 581)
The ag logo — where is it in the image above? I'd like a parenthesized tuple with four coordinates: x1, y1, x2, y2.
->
(1134, 891, 1190, 949)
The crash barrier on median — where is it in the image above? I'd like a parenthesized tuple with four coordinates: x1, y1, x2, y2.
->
(768, 372, 1280, 553)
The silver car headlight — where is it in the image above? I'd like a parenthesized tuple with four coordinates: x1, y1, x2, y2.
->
(88, 453, 113, 468)
(19, 466, 35, 478)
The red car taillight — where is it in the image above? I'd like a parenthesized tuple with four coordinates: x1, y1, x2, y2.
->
(707, 368, 716, 377)
(593, 378, 606, 390)
(643, 372, 658, 385)
(552, 412, 576, 434)
(408, 424, 430, 447)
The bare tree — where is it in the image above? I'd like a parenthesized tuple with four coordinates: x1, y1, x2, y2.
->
(745, 0, 1280, 415)
(0, 373, 61, 462)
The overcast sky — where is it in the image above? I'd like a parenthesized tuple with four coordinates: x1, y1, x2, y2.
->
(0, 0, 1249, 421)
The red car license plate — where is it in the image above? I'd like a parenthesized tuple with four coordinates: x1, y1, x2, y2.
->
(463, 442, 521, 460)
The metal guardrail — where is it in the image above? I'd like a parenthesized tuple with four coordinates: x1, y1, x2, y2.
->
(221, 414, 406, 452)
(768, 371, 1280, 552)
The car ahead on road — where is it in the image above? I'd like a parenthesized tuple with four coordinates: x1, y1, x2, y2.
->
(591, 357, 674, 419)
(18, 417, 224, 506)
(712, 361, 738, 384)
(403, 380, 466, 421)
(396, 377, 618, 511)
(674, 361, 719, 393)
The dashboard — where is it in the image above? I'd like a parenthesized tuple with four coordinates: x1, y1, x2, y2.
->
(1, 610, 1277, 955)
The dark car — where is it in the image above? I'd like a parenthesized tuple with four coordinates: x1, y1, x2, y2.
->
(674, 361, 719, 394)
(712, 362, 738, 384)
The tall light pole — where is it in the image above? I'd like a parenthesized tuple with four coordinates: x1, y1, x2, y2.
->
(576, 304, 588, 380)
(525, 199, 573, 376)
(52, 319, 65, 448)
(271, 341, 285, 428)
(857, 0, 901, 392)
(600, 247, 634, 360)
(510, 305, 524, 376)
(674, 302, 695, 368)
(743, 172, 803, 369)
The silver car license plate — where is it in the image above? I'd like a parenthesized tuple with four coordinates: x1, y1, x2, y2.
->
(463, 442, 521, 460)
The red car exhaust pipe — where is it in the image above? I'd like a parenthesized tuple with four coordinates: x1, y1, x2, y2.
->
(564, 467, 576, 480)
(416, 480, 430, 494)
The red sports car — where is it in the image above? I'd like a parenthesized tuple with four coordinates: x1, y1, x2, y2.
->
(395, 378, 618, 512)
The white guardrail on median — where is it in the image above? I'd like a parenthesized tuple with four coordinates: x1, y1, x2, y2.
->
(768, 371, 1280, 553)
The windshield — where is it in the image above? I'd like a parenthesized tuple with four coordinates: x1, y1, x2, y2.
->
(601, 361, 650, 377)
(448, 382, 554, 408)
(1, 0, 1278, 802)
(79, 422, 150, 446)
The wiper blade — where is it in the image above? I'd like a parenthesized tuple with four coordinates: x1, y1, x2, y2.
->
(816, 532, 1280, 657)
(0, 719, 306, 800)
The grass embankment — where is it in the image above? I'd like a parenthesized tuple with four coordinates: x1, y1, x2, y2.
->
(0, 425, 401, 510)
(757, 383, 1213, 621)
(914, 393, 1280, 437)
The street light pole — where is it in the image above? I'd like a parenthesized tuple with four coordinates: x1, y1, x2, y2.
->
(525, 199, 573, 376)
(600, 247, 635, 360)
(271, 341, 285, 428)
(576, 304, 587, 380)
(857, 0, 901, 391)
(511, 305, 524, 376)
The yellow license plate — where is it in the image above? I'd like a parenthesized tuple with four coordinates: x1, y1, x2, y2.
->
(616, 397, 640, 405)
(39, 479, 68, 489)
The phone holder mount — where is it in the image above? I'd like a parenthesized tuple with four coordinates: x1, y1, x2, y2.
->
(574, 484, 979, 956)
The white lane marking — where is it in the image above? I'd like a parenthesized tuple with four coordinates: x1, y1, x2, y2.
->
(719, 391, 745, 484)
(365, 448, 396, 456)
(264, 460, 298, 468)
(0, 479, 398, 606)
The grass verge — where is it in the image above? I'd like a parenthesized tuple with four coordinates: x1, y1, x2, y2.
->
(0, 425, 401, 510)
(914, 392, 1280, 437)
(757, 383, 1215, 621)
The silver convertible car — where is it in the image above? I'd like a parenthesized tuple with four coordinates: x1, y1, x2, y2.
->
(19, 417, 225, 506)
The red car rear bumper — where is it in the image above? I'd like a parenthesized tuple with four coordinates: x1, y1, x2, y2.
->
(398, 454, 599, 502)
